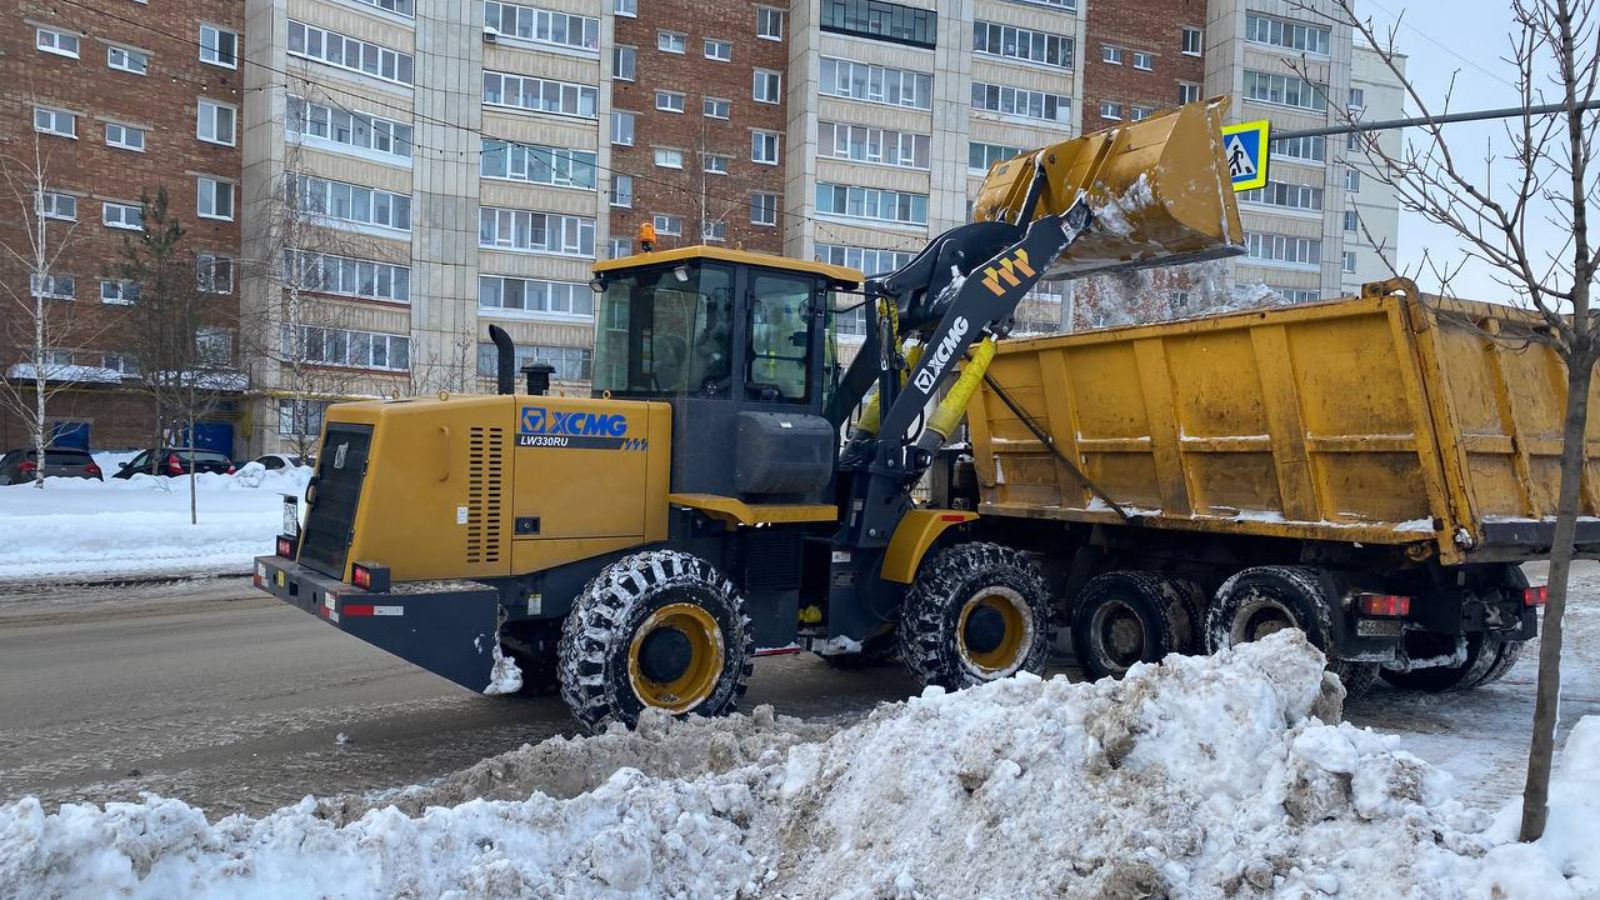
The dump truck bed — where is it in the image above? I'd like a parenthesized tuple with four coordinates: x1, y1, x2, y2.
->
(969, 286, 1600, 565)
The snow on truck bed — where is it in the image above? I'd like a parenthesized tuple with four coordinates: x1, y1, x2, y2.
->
(0, 465, 309, 584)
(3, 632, 1596, 900)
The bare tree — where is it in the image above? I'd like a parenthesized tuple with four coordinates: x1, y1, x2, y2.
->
(0, 125, 101, 486)
(405, 331, 478, 396)
(1306, 0, 1600, 841)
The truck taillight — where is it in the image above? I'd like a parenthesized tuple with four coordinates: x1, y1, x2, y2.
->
(1358, 593, 1411, 617)
(276, 535, 296, 558)
(350, 562, 390, 592)
(1524, 585, 1548, 607)
(167, 453, 183, 475)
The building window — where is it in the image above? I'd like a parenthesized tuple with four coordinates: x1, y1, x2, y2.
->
(283, 250, 411, 303)
(821, 57, 932, 110)
(751, 130, 780, 165)
(608, 238, 631, 259)
(654, 147, 684, 169)
(820, 0, 937, 49)
(1349, 87, 1365, 110)
(107, 45, 150, 74)
(757, 7, 785, 40)
(611, 111, 635, 146)
(196, 177, 234, 220)
(1179, 82, 1202, 105)
(613, 46, 636, 80)
(289, 21, 413, 85)
(479, 275, 593, 317)
(104, 201, 143, 230)
(703, 154, 731, 174)
(1239, 180, 1325, 211)
(350, 0, 415, 16)
(278, 400, 327, 436)
(751, 192, 779, 226)
(1133, 51, 1154, 70)
(1244, 70, 1328, 112)
(31, 275, 76, 300)
(197, 99, 237, 146)
(653, 214, 683, 236)
(484, 2, 599, 51)
(33, 107, 76, 138)
(1346, 168, 1361, 192)
(815, 243, 914, 277)
(478, 207, 596, 256)
(288, 173, 411, 231)
(818, 121, 929, 169)
(1102, 45, 1123, 65)
(1245, 233, 1321, 267)
(287, 96, 414, 160)
(704, 97, 731, 119)
(36, 27, 80, 58)
(702, 219, 727, 241)
(656, 90, 686, 113)
(482, 140, 596, 189)
(972, 83, 1071, 123)
(1099, 101, 1123, 120)
(754, 69, 782, 103)
(1348, 131, 1362, 151)
(614, 0, 636, 17)
(1130, 105, 1154, 121)
(974, 22, 1074, 69)
(1244, 14, 1329, 56)
(1273, 287, 1321, 304)
(100, 280, 140, 304)
(1181, 26, 1202, 56)
(483, 71, 599, 118)
(196, 255, 234, 293)
(610, 174, 633, 207)
(37, 191, 77, 221)
(969, 142, 1023, 172)
(103, 354, 140, 376)
(1342, 251, 1357, 273)
(105, 122, 146, 151)
(199, 24, 238, 68)
(1344, 209, 1358, 231)
(658, 30, 686, 53)
(475, 344, 592, 381)
(815, 183, 928, 225)
(705, 38, 732, 61)
(1270, 134, 1327, 163)
(282, 325, 409, 371)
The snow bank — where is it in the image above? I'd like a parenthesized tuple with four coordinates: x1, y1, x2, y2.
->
(5, 631, 1595, 899)
(0, 467, 310, 583)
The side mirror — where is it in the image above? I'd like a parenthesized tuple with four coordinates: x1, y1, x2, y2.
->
(118, 462, 129, 470)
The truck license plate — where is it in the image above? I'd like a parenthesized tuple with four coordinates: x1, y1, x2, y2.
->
(1356, 619, 1404, 638)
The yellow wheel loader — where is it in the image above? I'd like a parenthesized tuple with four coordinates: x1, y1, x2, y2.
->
(254, 99, 1244, 730)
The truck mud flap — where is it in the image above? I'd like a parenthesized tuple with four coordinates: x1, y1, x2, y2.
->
(256, 557, 506, 694)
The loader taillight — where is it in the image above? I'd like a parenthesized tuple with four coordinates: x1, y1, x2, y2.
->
(276, 535, 296, 558)
(1523, 585, 1548, 607)
(350, 562, 390, 592)
(1358, 593, 1411, 617)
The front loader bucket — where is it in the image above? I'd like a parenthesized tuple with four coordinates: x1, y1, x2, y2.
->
(971, 98, 1244, 278)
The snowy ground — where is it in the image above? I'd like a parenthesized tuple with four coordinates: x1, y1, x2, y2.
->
(0, 464, 309, 584)
(2, 632, 1597, 900)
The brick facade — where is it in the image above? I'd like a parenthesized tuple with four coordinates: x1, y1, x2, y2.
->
(610, 0, 786, 254)
(1081, 0, 1206, 124)
(0, 0, 244, 452)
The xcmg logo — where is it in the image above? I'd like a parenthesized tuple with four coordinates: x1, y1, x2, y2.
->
(518, 406, 641, 450)
(980, 248, 1037, 297)
(913, 316, 970, 394)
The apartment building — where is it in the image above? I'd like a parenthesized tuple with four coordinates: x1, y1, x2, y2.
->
(0, 0, 245, 450)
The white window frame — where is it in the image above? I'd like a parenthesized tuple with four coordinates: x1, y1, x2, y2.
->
(815, 182, 929, 226)
(1132, 51, 1154, 71)
(1179, 82, 1202, 105)
(655, 90, 686, 113)
(1181, 26, 1202, 56)
(702, 219, 727, 242)
(31, 274, 76, 300)
(483, 70, 598, 118)
(196, 255, 234, 294)
(653, 147, 684, 169)
(287, 96, 415, 162)
(611, 111, 635, 146)
(103, 201, 143, 230)
(703, 97, 731, 119)
(653, 214, 683, 236)
(753, 69, 781, 104)
(751, 130, 780, 165)
(197, 177, 235, 221)
(1102, 45, 1123, 65)
(1342, 250, 1357, 273)
(483, 2, 599, 52)
(610, 174, 633, 208)
(703, 153, 731, 175)
(199, 23, 238, 69)
(1099, 101, 1123, 120)
(478, 275, 594, 319)
(971, 82, 1072, 124)
(36, 27, 80, 59)
(291, 173, 412, 232)
(284, 250, 412, 304)
(100, 279, 139, 304)
(705, 38, 732, 61)
(615, 0, 637, 16)
(1346, 168, 1361, 192)
(658, 30, 686, 53)
(38, 191, 77, 221)
(756, 7, 784, 40)
(1349, 87, 1365, 110)
(1344, 209, 1359, 231)
(33, 106, 76, 139)
(821, 57, 932, 110)
(1130, 105, 1154, 121)
(288, 21, 414, 86)
(197, 98, 237, 146)
(613, 46, 636, 81)
(974, 21, 1075, 70)
(750, 192, 779, 226)
(107, 45, 149, 74)
(480, 140, 597, 190)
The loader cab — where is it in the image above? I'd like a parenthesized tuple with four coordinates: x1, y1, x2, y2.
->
(590, 246, 862, 501)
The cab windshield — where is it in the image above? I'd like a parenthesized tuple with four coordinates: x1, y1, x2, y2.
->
(593, 264, 735, 397)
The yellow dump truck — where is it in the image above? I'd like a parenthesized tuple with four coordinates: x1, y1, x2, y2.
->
(953, 279, 1584, 693)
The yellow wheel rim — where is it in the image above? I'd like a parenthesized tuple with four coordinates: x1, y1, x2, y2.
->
(627, 603, 724, 712)
(957, 587, 1032, 676)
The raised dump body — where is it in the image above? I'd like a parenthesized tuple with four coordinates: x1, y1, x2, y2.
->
(969, 283, 1600, 567)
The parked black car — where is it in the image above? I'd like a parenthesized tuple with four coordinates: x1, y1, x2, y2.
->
(113, 448, 236, 478)
(0, 447, 104, 484)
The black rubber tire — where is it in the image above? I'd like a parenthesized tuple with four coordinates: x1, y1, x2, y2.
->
(1071, 571, 1180, 682)
(1205, 565, 1379, 700)
(1381, 634, 1524, 692)
(817, 631, 901, 669)
(557, 550, 753, 732)
(899, 542, 1053, 690)
(1155, 574, 1207, 656)
(1475, 639, 1523, 687)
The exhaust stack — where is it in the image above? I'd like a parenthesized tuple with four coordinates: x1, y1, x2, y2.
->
(488, 325, 516, 396)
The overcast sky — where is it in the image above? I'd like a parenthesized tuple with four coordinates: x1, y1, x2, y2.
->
(1373, 0, 1575, 304)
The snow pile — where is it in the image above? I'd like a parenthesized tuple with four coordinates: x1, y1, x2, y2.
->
(0, 467, 311, 583)
(3, 632, 1596, 899)
(1090, 173, 1156, 238)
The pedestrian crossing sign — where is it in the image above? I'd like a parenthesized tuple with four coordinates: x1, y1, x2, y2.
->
(1222, 120, 1270, 192)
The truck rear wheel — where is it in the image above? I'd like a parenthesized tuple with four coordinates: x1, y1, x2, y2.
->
(1380, 633, 1522, 692)
(899, 542, 1052, 690)
(1206, 566, 1380, 700)
(1071, 571, 1181, 681)
(557, 550, 753, 732)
